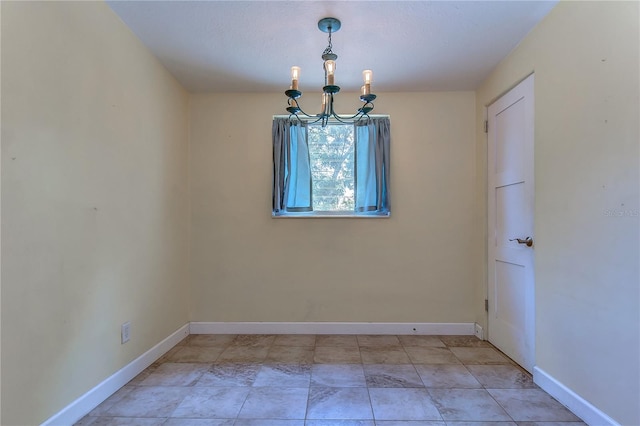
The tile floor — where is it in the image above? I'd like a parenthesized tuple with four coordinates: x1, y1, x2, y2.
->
(77, 334, 585, 425)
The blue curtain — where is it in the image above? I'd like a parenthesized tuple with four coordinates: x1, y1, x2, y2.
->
(355, 117, 390, 214)
(272, 118, 312, 213)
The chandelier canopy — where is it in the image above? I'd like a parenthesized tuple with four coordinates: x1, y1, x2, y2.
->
(285, 17, 377, 127)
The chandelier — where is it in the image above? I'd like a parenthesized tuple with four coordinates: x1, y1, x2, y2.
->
(285, 17, 377, 127)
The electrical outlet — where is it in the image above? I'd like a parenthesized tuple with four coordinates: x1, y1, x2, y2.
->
(121, 322, 131, 344)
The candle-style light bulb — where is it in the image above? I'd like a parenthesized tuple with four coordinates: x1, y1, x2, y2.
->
(290, 66, 300, 90)
(362, 70, 373, 85)
(325, 60, 336, 85)
(362, 70, 373, 95)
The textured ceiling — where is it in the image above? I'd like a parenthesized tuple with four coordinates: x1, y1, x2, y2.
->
(107, 1, 558, 93)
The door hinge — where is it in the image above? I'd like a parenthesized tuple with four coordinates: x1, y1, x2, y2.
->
(485, 299, 489, 312)
(484, 120, 489, 133)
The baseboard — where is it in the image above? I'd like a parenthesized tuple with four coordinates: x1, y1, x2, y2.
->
(189, 321, 475, 335)
(41, 324, 190, 426)
(474, 323, 484, 340)
(533, 366, 619, 426)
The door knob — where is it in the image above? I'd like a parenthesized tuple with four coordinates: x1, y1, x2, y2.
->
(509, 237, 533, 247)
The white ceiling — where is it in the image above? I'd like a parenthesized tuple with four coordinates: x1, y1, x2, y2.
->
(106, 1, 558, 93)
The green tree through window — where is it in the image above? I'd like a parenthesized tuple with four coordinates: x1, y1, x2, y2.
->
(307, 123, 354, 211)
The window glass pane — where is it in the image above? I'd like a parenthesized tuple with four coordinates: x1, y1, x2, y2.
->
(307, 123, 354, 211)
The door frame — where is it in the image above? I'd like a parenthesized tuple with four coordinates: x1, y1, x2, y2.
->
(486, 73, 535, 372)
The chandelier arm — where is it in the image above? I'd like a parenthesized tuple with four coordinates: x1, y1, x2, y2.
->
(333, 111, 366, 121)
(292, 106, 325, 124)
(289, 99, 376, 123)
(291, 104, 317, 119)
(309, 115, 324, 125)
(288, 113, 324, 126)
(288, 113, 302, 123)
(355, 113, 372, 123)
(330, 113, 351, 124)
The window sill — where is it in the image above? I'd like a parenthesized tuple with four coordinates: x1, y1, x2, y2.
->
(272, 211, 390, 219)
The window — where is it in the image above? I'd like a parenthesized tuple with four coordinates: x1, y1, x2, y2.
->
(272, 116, 390, 217)
(308, 123, 355, 211)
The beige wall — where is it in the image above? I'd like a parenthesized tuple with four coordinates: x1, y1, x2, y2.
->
(1, 2, 190, 424)
(476, 2, 639, 424)
(189, 92, 478, 323)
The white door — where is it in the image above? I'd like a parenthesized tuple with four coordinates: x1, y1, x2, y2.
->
(487, 74, 535, 372)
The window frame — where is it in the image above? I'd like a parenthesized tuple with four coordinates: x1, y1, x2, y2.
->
(272, 115, 391, 219)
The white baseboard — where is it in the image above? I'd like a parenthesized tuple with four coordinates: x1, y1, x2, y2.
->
(189, 322, 475, 335)
(41, 324, 190, 426)
(533, 366, 619, 426)
(474, 323, 484, 340)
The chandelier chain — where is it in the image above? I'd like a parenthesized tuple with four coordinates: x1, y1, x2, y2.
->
(323, 29, 333, 56)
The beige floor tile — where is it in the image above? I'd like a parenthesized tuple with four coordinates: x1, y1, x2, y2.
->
(357, 335, 401, 347)
(238, 387, 309, 419)
(253, 364, 311, 387)
(139, 363, 208, 387)
(170, 387, 249, 418)
(363, 364, 423, 388)
(428, 388, 512, 421)
(266, 345, 314, 363)
(399, 335, 447, 347)
(154, 346, 183, 365)
(314, 346, 362, 363)
(103, 386, 190, 417)
(87, 385, 135, 416)
(487, 389, 582, 422)
(273, 334, 316, 347)
(163, 419, 234, 426)
(449, 347, 512, 365)
(195, 363, 260, 386)
(306, 387, 373, 420)
(230, 334, 276, 347)
(405, 347, 461, 364)
(166, 346, 225, 363)
(186, 334, 237, 347)
(315, 335, 359, 348)
(439, 336, 493, 348)
(75, 417, 167, 425)
(234, 420, 304, 426)
(466, 364, 535, 389)
(311, 364, 367, 387)
(515, 422, 586, 426)
(305, 421, 375, 426)
(360, 347, 411, 364)
(216, 345, 269, 363)
(369, 388, 442, 420)
(175, 336, 189, 346)
(415, 364, 482, 388)
(444, 422, 515, 426)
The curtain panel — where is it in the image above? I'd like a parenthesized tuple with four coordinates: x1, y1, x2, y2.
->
(355, 117, 390, 213)
(272, 118, 312, 213)
(272, 116, 390, 216)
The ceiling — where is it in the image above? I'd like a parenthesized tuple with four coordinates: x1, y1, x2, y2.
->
(106, 1, 558, 93)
